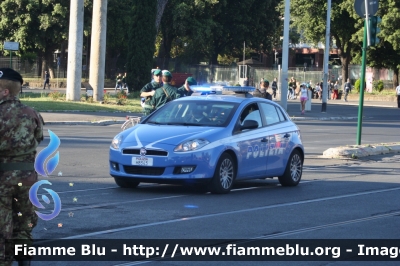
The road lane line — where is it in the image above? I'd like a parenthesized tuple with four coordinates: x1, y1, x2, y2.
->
(63, 186, 400, 239)
(112, 210, 400, 266)
(60, 195, 187, 212)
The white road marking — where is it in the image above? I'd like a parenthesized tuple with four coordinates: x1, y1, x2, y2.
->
(112, 210, 400, 266)
(63, 186, 400, 239)
(61, 195, 187, 212)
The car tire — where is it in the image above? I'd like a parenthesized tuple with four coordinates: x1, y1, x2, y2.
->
(278, 149, 303, 186)
(209, 153, 236, 194)
(114, 177, 140, 188)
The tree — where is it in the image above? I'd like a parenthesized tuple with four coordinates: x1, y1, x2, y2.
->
(126, 0, 157, 91)
(289, 0, 361, 84)
(157, 0, 280, 67)
(104, 0, 133, 78)
(156, 0, 169, 33)
(0, 0, 70, 77)
(368, 0, 400, 87)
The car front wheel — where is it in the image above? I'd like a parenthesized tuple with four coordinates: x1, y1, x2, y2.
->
(114, 177, 140, 188)
(209, 153, 236, 194)
(278, 149, 303, 186)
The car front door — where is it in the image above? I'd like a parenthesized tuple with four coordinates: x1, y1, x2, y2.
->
(235, 103, 268, 179)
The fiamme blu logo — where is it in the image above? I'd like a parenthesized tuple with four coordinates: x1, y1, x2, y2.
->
(29, 129, 62, 221)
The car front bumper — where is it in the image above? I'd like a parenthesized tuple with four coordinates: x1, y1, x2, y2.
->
(109, 146, 224, 182)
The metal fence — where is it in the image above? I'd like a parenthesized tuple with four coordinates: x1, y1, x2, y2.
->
(0, 57, 41, 78)
(1, 56, 395, 89)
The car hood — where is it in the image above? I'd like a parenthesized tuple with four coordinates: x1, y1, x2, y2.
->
(121, 124, 227, 147)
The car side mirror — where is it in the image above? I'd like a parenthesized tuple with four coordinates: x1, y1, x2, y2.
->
(241, 120, 258, 130)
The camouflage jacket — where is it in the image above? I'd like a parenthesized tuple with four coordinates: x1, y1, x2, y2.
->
(0, 96, 44, 185)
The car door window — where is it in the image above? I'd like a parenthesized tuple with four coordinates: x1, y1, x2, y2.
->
(239, 103, 262, 129)
(276, 106, 287, 122)
(259, 103, 280, 125)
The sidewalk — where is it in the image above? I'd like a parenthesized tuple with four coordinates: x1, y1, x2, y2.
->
(24, 87, 396, 124)
(40, 99, 397, 125)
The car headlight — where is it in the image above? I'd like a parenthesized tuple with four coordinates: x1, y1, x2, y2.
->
(111, 134, 123, 149)
(174, 139, 210, 152)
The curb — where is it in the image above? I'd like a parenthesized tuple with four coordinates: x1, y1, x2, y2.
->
(45, 120, 126, 126)
(322, 143, 400, 159)
(44, 116, 360, 125)
(43, 116, 360, 125)
(290, 116, 358, 121)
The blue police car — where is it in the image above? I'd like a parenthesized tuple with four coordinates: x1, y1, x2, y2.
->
(109, 87, 304, 193)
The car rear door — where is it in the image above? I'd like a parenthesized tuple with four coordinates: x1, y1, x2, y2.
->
(258, 102, 292, 177)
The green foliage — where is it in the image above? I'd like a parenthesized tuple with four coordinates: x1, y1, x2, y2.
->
(159, 0, 281, 65)
(116, 90, 128, 105)
(372, 80, 384, 92)
(0, 0, 71, 74)
(102, 90, 111, 104)
(48, 91, 65, 101)
(127, 0, 157, 91)
(354, 79, 361, 93)
(288, 0, 361, 83)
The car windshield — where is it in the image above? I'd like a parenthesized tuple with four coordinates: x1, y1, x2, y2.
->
(145, 100, 239, 127)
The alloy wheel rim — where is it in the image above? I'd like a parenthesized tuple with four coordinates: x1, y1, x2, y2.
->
(290, 154, 302, 182)
(219, 159, 234, 189)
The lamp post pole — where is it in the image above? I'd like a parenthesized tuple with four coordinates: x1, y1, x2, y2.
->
(321, 0, 332, 112)
(280, 0, 290, 110)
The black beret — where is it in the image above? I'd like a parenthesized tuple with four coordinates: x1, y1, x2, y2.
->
(0, 68, 23, 84)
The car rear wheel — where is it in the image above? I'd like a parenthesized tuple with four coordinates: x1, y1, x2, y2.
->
(114, 177, 140, 188)
(278, 149, 303, 186)
(209, 153, 236, 194)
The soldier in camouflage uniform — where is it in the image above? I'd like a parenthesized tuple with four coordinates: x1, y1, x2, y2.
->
(149, 70, 180, 111)
(140, 69, 162, 115)
(0, 68, 44, 266)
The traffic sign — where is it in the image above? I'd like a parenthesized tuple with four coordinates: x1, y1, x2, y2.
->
(3, 41, 19, 51)
(354, 0, 379, 17)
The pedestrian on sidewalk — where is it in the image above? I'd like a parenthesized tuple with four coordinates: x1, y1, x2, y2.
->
(253, 79, 272, 100)
(122, 73, 128, 92)
(314, 82, 321, 100)
(299, 84, 308, 115)
(43, 70, 50, 90)
(271, 77, 278, 99)
(0, 68, 44, 266)
(115, 73, 123, 92)
(332, 81, 339, 100)
(343, 78, 351, 102)
(396, 84, 400, 108)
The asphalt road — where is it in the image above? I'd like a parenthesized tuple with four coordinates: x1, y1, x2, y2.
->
(22, 109, 400, 266)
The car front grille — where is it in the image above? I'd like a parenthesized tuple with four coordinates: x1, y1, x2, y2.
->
(122, 149, 168, 156)
(123, 166, 165, 176)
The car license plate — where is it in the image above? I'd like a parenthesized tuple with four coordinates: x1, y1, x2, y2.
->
(132, 157, 153, 166)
